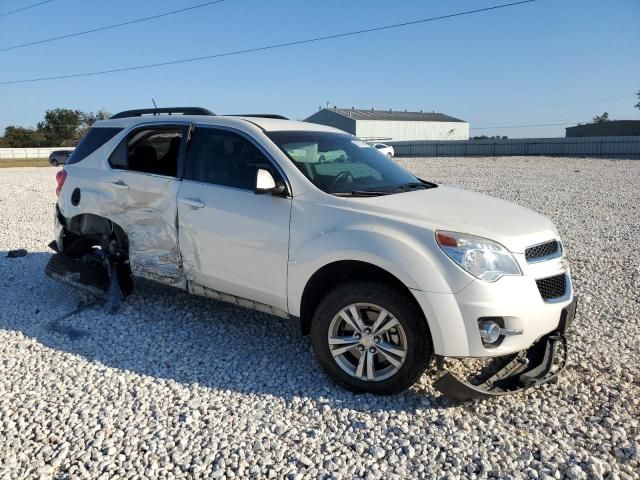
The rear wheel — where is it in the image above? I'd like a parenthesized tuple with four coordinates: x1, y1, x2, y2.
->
(51, 159, 59, 166)
(311, 281, 432, 394)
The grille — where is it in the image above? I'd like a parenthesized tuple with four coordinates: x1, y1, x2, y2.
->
(525, 240, 560, 262)
(536, 274, 567, 300)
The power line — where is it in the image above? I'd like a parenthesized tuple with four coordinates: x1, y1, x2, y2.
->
(0, 0, 53, 18)
(0, 0, 538, 85)
(0, 0, 226, 52)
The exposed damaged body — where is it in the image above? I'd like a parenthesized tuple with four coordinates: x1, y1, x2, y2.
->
(47, 107, 577, 400)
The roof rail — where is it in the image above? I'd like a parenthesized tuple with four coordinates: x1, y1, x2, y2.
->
(226, 114, 289, 120)
(110, 107, 215, 119)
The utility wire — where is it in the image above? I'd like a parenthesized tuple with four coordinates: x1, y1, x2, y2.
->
(0, 0, 537, 85)
(0, 0, 53, 18)
(0, 0, 226, 52)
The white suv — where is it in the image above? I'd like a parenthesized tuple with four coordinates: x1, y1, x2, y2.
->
(47, 107, 576, 400)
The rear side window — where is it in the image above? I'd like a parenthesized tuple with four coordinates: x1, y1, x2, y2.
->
(109, 126, 187, 177)
(67, 127, 123, 165)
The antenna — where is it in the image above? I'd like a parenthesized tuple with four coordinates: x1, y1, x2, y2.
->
(151, 98, 159, 115)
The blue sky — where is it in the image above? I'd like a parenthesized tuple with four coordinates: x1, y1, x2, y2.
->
(0, 0, 638, 138)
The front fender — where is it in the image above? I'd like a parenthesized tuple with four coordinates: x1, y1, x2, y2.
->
(287, 225, 472, 317)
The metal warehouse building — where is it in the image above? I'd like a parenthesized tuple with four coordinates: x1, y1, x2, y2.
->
(304, 107, 469, 141)
(566, 120, 640, 137)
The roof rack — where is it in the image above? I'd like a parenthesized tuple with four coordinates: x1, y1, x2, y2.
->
(110, 107, 215, 119)
(226, 114, 289, 120)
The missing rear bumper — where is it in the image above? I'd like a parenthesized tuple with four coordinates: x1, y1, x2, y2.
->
(433, 298, 577, 401)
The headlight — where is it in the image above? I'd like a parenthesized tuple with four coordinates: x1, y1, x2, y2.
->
(435, 231, 521, 282)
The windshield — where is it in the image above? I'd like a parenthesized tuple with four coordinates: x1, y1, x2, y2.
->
(267, 131, 425, 195)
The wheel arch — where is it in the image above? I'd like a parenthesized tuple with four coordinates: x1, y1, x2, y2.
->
(297, 260, 428, 337)
(63, 212, 129, 254)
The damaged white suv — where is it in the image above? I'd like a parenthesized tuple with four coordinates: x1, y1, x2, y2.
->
(47, 107, 577, 400)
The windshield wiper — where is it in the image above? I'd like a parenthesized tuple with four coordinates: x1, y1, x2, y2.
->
(333, 190, 392, 197)
(397, 181, 437, 190)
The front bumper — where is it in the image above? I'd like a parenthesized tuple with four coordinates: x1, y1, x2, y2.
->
(433, 297, 577, 401)
(412, 265, 574, 357)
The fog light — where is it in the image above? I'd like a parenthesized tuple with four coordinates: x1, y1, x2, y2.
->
(479, 320, 501, 344)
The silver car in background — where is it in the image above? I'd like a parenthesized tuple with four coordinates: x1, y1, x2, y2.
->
(49, 150, 73, 166)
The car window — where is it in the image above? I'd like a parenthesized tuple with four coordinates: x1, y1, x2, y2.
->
(68, 127, 122, 165)
(185, 127, 275, 190)
(267, 131, 418, 194)
(109, 126, 185, 177)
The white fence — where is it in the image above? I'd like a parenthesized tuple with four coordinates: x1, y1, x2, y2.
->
(388, 136, 640, 159)
(0, 147, 74, 160)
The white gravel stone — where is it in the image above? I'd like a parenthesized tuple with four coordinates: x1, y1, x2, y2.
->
(0, 159, 639, 478)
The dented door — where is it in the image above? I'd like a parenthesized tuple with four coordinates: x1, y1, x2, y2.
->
(100, 124, 189, 288)
(100, 172, 184, 288)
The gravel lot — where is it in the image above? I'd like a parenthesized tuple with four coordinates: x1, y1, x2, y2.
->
(1, 157, 638, 479)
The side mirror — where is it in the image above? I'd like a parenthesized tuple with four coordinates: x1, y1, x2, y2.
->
(255, 168, 287, 196)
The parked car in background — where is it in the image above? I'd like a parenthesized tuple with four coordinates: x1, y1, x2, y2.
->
(372, 143, 394, 157)
(49, 150, 73, 166)
(46, 107, 576, 400)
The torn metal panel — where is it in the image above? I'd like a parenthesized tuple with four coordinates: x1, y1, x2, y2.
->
(96, 172, 186, 288)
(189, 282, 290, 319)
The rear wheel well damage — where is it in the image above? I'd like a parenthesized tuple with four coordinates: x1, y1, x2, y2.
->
(59, 213, 134, 299)
(298, 260, 427, 336)
(63, 213, 129, 257)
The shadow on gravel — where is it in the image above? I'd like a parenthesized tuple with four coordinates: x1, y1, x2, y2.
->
(0, 251, 451, 413)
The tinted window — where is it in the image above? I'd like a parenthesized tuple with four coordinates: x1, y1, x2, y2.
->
(109, 126, 185, 177)
(68, 127, 122, 165)
(267, 131, 418, 194)
(185, 127, 275, 190)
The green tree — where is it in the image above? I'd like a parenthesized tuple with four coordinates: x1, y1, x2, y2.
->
(635, 90, 639, 110)
(0, 126, 46, 148)
(37, 108, 84, 146)
(592, 112, 609, 123)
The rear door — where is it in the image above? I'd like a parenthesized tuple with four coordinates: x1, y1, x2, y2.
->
(177, 125, 292, 311)
(101, 123, 189, 288)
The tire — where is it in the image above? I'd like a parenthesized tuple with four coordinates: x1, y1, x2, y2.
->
(51, 159, 59, 166)
(387, 152, 393, 158)
(311, 281, 432, 394)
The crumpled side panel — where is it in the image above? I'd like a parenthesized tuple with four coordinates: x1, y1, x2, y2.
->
(99, 174, 185, 289)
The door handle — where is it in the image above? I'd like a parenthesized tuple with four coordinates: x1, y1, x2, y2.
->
(110, 180, 129, 190)
(180, 197, 205, 209)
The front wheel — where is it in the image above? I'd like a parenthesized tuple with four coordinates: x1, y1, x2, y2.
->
(311, 281, 432, 394)
(51, 159, 59, 166)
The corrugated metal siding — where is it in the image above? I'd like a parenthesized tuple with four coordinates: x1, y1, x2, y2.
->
(355, 120, 469, 141)
(388, 136, 640, 159)
(566, 121, 640, 137)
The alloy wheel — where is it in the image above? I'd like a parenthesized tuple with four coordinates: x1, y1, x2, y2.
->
(327, 303, 407, 382)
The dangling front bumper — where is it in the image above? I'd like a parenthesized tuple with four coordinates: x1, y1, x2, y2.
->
(433, 298, 577, 401)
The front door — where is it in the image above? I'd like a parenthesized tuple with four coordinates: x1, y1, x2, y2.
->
(177, 126, 291, 311)
(101, 123, 189, 288)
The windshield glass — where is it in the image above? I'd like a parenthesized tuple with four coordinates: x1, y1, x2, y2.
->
(267, 131, 421, 195)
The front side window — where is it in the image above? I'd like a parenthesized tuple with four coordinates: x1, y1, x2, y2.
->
(267, 131, 426, 195)
(185, 127, 276, 190)
(109, 126, 186, 177)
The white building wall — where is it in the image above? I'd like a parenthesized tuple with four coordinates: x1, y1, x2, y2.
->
(355, 120, 469, 141)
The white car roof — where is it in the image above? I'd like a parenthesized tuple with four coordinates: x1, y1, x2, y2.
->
(94, 114, 344, 134)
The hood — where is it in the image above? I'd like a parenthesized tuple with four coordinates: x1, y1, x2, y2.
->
(345, 185, 558, 253)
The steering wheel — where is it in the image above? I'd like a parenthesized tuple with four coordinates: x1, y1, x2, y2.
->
(329, 171, 354, 190)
